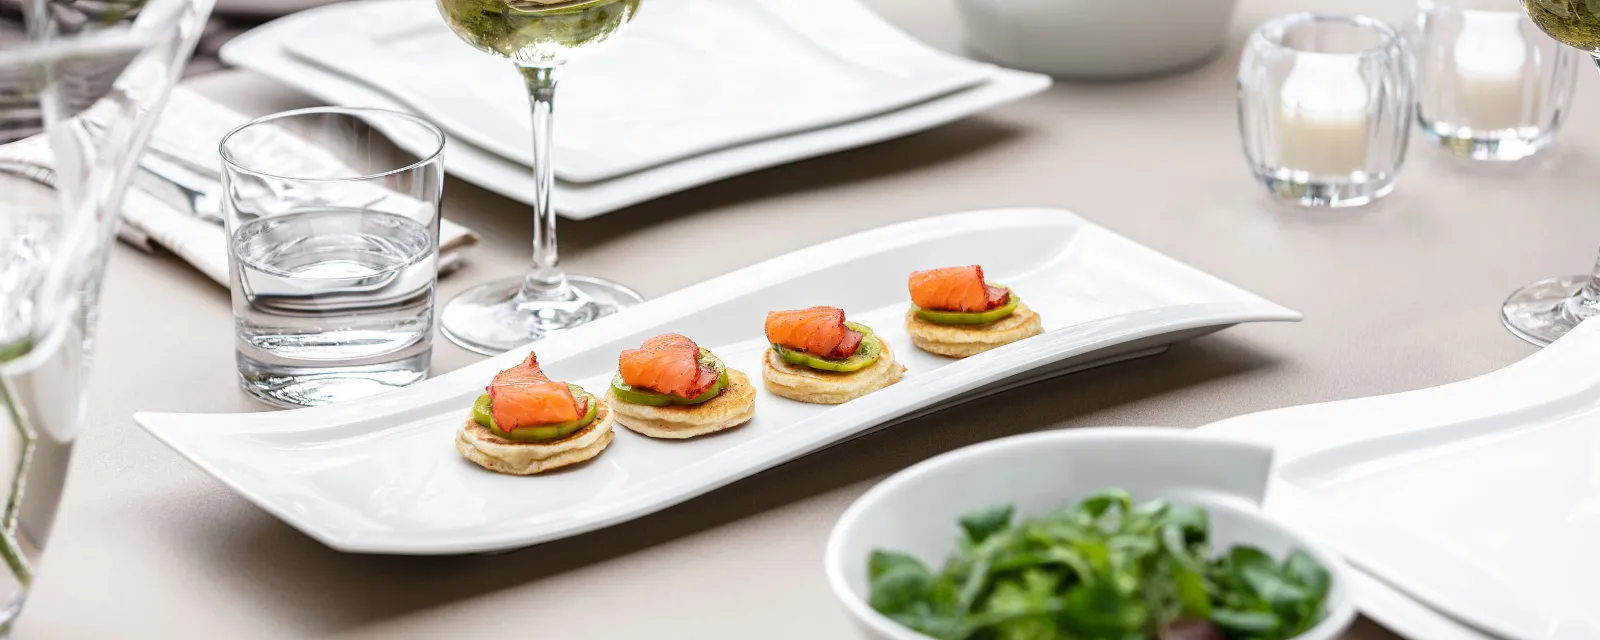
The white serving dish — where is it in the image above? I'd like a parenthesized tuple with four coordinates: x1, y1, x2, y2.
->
(954, 0, 1240, 79)
(136, 208, 1297, 555)
(220, 1, 1051, 220)
(287, 0, 990, 184)
(825, 427, 1357, 640)
(1200, 319, 1600, 639)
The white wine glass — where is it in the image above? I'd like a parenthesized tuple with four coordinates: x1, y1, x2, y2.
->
(1503, 0, 1600, 345)
(434, 0, 645, 355)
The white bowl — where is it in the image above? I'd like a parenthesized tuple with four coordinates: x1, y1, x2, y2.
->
(825, 427, 1356, 640)
(954, 0, 1241, 79)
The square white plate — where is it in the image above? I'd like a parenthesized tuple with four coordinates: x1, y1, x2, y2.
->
(285, 0, 991, 184)
(219, 4, 1051, 220)
(135, 208, 1299, 555)
(1200, 321, 1600, 640)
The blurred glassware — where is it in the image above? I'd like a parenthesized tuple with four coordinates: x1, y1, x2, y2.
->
(0, 0, 210, 632)
(219, 107, 445, 407)
(1238, 13, 1415, 208)
(1408, 0, 1581, 161)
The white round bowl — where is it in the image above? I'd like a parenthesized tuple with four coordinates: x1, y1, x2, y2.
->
(825, 427, 1356, 640)
(954, 0, 1241, 79)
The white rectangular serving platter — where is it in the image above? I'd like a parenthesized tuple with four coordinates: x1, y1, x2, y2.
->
(1200, 320, 1600, 640)
(218, 2, 1052, 220)
(287, 0, 991, 184)
(137, 208, 1299, 555)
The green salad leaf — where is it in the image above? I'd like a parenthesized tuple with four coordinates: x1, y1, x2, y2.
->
(865, 492, 1331, 640)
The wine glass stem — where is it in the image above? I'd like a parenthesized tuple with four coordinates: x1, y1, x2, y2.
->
(516, 63, 572, 304)
(1574, 56, 1600, 321)
(1572, 245, 1600, 317)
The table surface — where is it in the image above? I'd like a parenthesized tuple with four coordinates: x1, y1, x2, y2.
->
(17, 0, 1583, 636)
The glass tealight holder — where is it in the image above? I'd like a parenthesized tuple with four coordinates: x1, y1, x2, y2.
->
(1239, 13, 1414, 208)
(1407, 0, 1580, 161)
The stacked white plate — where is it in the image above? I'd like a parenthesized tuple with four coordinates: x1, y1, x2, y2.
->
(1200, 319, 1600, 639)
(220, 0, 1052, 219)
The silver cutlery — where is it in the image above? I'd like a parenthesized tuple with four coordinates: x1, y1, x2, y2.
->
(135, 151, 224, 224)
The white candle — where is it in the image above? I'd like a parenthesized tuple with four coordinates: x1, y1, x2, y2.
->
(1453, 10, 1533, 131)
(1278, 53, 1369, 176)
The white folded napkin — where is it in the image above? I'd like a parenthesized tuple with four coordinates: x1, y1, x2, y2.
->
(0, 87, 477, 286)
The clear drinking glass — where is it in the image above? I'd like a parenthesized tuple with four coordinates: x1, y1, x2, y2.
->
(0, 0, 208, 631)
(220, 108, 446, 407)
(433, 0, 645, 355)
(1238, 13, 1415, 208)
(1502, 0, 1600, 345)
(1409, 0, 1581, 161)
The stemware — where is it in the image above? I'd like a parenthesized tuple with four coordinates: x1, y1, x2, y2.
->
(1503, 0, 1600, 345)
(0, 0, 208, 629)
(433, 0, 645, 355)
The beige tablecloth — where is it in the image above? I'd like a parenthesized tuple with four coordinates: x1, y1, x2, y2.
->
(16, 0, 1577, 636)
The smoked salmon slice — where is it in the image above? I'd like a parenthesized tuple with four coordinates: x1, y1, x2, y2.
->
(908, 265, 1009, 312)
(765, 307, 863, 359)
(487, 352, 586, 430)
(618, 334, 720, 399)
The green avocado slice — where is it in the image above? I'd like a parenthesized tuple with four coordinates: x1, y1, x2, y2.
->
(912, 285, 1020, 325)
(611, 348, 730, 406)
(473, 384, 598, 443)
(772, 321, 883, 373)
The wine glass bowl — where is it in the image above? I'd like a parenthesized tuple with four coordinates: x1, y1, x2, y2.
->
(1501, 0, 1600, 346)
(1523, 0, 1600, 53)
(431, 0, 646, 355)
(436, 0, 642, 64)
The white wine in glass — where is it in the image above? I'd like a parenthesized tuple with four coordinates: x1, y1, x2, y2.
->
(1503, 0, 1600, 345)
(435, 0, 645, 355)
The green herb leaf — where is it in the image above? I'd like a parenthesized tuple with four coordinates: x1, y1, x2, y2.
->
(864, 492, 1331, 640)
(868, 551, 935, 614)
(1226, 546, 1276, 578)
(1284, 550, 1331, 600)
(985, 570, 1062, 617)
(1078, 489, 1133, 520)
(995, 616, 1065, 640)
(1240, 562, 1311, 608)
(1165, 505, 1209, 544)
(960, 504, 1015, 545)
(1211, 608, 1283, 635)
(1057, 583, 1150, 635)
(1173, 565, 1213, 617)
(889, 607, 971, 640)
(870, 550, 927, 581)
(1160, 524, 1203, 573)
(992, 546, 1096, 585)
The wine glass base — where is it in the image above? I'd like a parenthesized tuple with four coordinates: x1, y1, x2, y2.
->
(1501, 274, 1592, 347)
(441, 275, 645, 355)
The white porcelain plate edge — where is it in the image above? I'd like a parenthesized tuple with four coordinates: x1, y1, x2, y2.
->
(282, 0, 993, 183)
(1197, 320, 1600, 639)
(137, 207, 1299, 555)
(217, 4, 1053, 220)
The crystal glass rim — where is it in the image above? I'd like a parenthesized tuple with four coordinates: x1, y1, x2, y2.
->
(218, 106, 445, 183)
(1249, 12, 1403, 59)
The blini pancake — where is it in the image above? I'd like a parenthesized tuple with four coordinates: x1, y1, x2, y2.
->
(608, 369, 757, 439)
(762, 339, 904, 404)
(905, 303, 1043, 358)
(456, 401, 616, 475)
